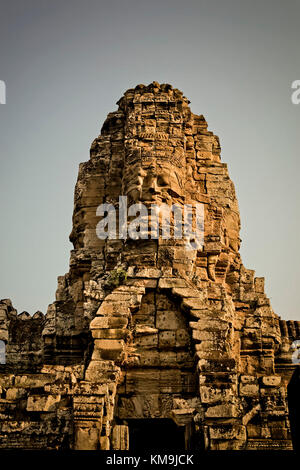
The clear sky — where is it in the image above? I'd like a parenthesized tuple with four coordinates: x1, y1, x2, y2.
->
(0, 0, 299, 320)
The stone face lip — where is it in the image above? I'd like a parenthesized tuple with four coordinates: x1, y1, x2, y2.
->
(0, 82, 299, 451)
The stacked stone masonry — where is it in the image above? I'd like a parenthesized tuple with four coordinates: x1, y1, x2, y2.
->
(0, 82, 299, 450)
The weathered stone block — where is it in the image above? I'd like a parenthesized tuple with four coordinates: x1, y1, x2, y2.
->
(111, 424, 129, 450)
(239, 383, 259, 397)
(94, 340, 125, 360)
(261, 375, 281, 387)
(6, 388, 26, 400)
(209, 424, 247, 441)
(200, 385, 234, 404)
(159, 351, 177, 366)
(90, 316, 128, 329)
(158, 278, 186, 288)
(159, 331, 176, 348)
(156, 310, 186, 330)
(26, 394, 61, 412)
(135, 333, 158, 349)
(92, 328, 129, 340)
(198, 358, 236, 373)
(139, 351, 160, 367)
(205, 404, 239, 418)
(75, 425, 99, 450)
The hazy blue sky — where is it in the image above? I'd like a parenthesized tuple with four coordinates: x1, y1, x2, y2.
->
(0, 0, 299, 320)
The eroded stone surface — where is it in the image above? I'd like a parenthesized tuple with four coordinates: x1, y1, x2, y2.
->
(0, 82, 299, 450)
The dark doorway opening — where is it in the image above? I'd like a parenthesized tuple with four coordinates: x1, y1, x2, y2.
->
(128, 419, 185, 452)
(287, 367, 300, 452)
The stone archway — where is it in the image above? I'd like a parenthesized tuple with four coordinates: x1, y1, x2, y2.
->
(113, 287, 200, 451)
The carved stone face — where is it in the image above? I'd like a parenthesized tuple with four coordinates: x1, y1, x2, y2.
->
(124, 157, 184, 205)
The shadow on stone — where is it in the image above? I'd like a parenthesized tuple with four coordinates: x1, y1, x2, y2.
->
(288, 367, 300, 452)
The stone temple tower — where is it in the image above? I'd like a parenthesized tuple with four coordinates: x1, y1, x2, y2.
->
(0, 82, 299, 451)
